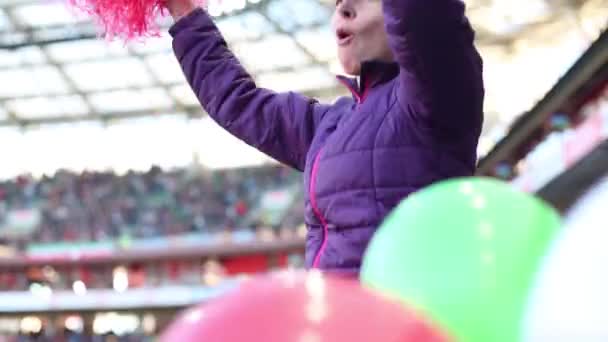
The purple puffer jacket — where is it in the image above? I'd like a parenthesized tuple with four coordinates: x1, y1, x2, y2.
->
(170, 0, 484, 275)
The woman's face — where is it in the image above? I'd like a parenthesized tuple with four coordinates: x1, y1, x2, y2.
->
(332, 0, 393, 75)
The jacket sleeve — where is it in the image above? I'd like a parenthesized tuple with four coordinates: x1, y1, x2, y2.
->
(383, 0, 484, 133)
(169, 8, 328, 171)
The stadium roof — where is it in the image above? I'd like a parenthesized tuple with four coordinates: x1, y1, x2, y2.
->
(0, 0, 605, 175)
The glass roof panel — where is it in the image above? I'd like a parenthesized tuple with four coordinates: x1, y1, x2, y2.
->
(103, 115, 193, 172)
(295, 25, 336, 62)
(207, 0, 248, 17)
(216, 16, 249, 41)
(0, 104, 8, 121)
(265, 1, 296, 32)
(492, 0, 552, 26)
(240, 10, 275, 35)
(12, 3, 87, 28)
(0, 46, 46, 67)
(257, 65, 336, 93)
(5, 95, 89, 119)
(145, 52, 185, 84)
(0, 8, 12, 31)
(0, 50, 21, 67)
(128, 33, 173, 55)
(11, 118, 197, 175)
(88, 87, 174, 113)
(216, 11, 274, 42)
(45, 39, 127, 63)
(0, 0, 43, 6)
(16, 46, 46, 63)
(0, 127, 30, 178)
(0, 66, 70, 98)
(191, 116, 273, 169)
(266, 0, 329, 32)
(0, 0, 602, 173)
(18, 122, 107, 175)
(170, 84, 199, 107)
(483, 30, 592, 123)
(286, 0, 330, 26)
(233, 34, 311, 72)
(64, 57, 155, 92)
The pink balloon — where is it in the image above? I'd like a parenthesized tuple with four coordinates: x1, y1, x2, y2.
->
(162, 271, 449, 342)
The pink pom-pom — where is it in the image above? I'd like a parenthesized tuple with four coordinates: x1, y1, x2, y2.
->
(67, 0, 168, 41)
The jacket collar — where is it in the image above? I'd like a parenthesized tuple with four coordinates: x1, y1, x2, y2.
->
(336, 60, 399, 104)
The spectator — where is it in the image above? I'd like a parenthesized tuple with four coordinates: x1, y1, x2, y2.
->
(0, 165, 300, 243)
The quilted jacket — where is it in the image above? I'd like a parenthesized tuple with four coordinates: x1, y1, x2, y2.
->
(170, 0, 484, 274)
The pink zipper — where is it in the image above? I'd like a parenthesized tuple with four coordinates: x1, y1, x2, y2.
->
(310, 78, 373, 268)
(337, 78, 372, 104)
(310, 150, 328, 268)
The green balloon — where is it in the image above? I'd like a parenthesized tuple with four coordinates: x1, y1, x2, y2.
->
(361, 178, 561, 342)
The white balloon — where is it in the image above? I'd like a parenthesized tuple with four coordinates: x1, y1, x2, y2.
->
(523, 178, 608, 342)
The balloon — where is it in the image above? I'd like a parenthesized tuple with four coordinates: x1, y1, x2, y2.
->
(361, 178, 561, 342)
(161, 270, 449, 342)
(523, 178, 608, 341)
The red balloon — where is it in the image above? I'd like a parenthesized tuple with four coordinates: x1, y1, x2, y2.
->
(161, 271, 449, 342)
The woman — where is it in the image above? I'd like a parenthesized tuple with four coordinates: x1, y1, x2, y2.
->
(165, 0, 484, 275)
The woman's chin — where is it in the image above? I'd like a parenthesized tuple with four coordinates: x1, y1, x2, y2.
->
(341, 63, 361, 76)
(337, 54, 361, 76)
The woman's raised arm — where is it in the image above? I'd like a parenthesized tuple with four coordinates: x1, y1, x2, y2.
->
(383, 0, 484, 133)
(169, 7, 330, 171)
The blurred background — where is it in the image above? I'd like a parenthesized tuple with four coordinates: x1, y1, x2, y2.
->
(0, 0, 606, 340)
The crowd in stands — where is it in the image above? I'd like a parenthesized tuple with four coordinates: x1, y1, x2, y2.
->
(0, 163, 306, 293)
(0, 164, 301, 244)
(1, 332, 153, 342)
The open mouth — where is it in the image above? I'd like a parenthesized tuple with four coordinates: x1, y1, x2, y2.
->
(336, 28, 353, 46)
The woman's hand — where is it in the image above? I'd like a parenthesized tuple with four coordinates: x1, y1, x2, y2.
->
(165, 0, 203, 22)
